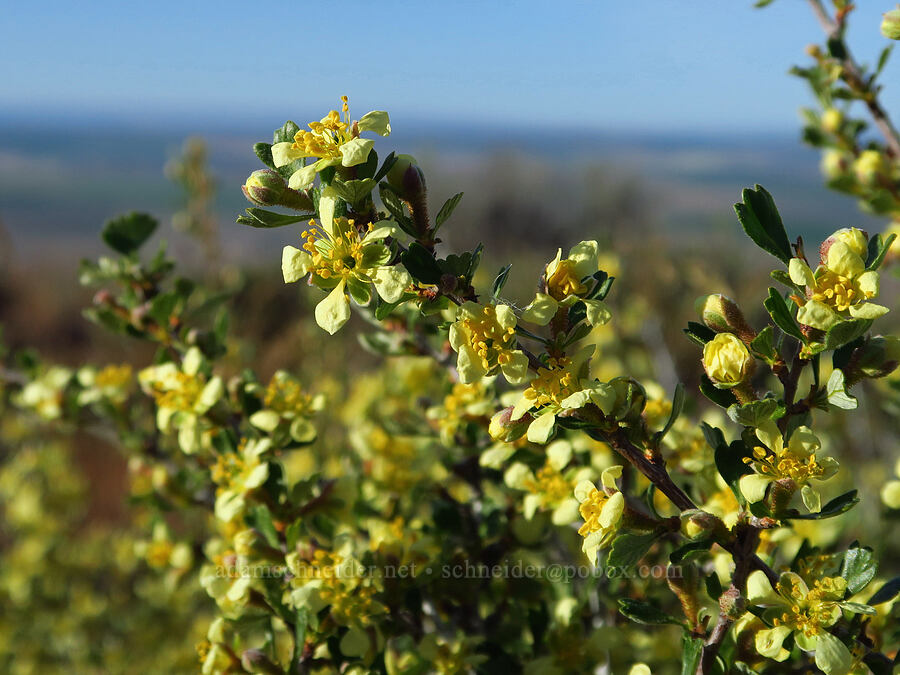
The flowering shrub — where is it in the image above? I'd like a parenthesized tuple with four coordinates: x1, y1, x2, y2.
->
(2, 4, 900, 674)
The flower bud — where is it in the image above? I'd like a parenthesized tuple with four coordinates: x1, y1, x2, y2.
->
(882, 7, 900, 40)
(386, 154, 426, 200)
(608, 377, 647, 423)
(489, 406, 530, 442)
(680, 509, 725, 540)
(242, 169, 313, 210)
(820, 149, 853, 183)
(820, 226, 868, 263)
(854, 149, 887, 186)
(855, 335, 900, 378)
(695, 294, 755, 340)
(242, 169, 286, 206)
(821, 108, 843, 134)
(702, 333, 753, 389)
(241, 649, 281, 675)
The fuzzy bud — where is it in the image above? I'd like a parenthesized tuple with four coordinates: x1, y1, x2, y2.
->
(882, 7, 900, 40)
(820, 149, 853, 183)
(387, 154, 426, 200)
(608, 377, 647, 423)
(702, 333, 753, 389)
(680, 509, 725, 540)
(242, 169, 313, 210)
(489, 406, 530, 442)
(854, 149, 887, 186)
(241, 649, 281, 675)
(856, 335, 900, 378)
(695, 294, 755, 340)
(819, 227, 868, 264)
(821, 108, 843, 134)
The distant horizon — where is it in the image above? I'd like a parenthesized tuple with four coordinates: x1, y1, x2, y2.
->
(6, 1, 899, 136)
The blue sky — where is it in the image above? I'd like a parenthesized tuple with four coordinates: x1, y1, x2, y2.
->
(4, 1, 899, 133)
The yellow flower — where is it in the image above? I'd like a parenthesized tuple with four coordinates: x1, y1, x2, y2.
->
(247, 370, 324, 443)
(448, 302, 529, 385)
(748, 570, 873, 673)
(427, 380, 496, 446)
(702, 332, 752, 388)
(739, 421, 839, 513)
(14, 367, 72, 420)
(76, 363, 133, 405)
(508, 345, 604, 444)
(503, 440, 592, 524)
(271, 96, 391, 189)
(789, 228, 888, 331)
(574, 466, 625, 563)
(211, 438, 272, 521)
(521, 240, 612, 328)
(138, 347, 224, 454)
(282, 211, 410, 334)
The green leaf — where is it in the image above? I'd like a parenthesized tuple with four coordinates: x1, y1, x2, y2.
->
(330, 178, 377, 206)
(378, 184, 416, 235)
(148, 291, 179, 325)
(670, 539, 713, 564)
(247, 504, 280, 548)
(824, 319, 872, 351)
(373, 151, 397, 184)
(681, 634, 704, 675)
(733, 185, 792, 263)
(400, 243, 442, 285)
(824, 369, 858, 410)
(750, 325, 779, 363)
(654, 382, 685, 444)
(868, 577, 900, 605)
(607, 531, 662, 573)
(704, 423, 752, 503)
(683, 321, 716, 346)
(764, 288, 804, 340)
(699, 375, 738, 408)
(727, 398, 779, 427)
(274, 120, 300, 144)
(434, 192, 464, 230)
(841, 545, 877, 595)
(254, 142, 275, 169)
(237, 208, 312, 229)
(781, 490, 859, 521)
(101, 212, 158, 255)
(866, 233, 897, 270)
(618, 599, 683, 626)
(491, 264, 512, 300)
(875, 45, 893, 77)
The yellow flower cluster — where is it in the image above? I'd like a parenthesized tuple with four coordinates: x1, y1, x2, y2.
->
(521, 357, 579, 410)
(293, 97, 353, 161)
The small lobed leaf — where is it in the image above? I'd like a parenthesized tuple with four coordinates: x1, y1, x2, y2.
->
(764, 288, 804, 340)
(733, 185, 793, 263)
(435, 192, 464, 230)
(841, 544, 877, 595)
(618, 598, 683, 627)
(101, 212, 158, 255)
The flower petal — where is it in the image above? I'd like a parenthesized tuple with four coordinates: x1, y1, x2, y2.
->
(789, 258, 816, 288)
(526, 412, 556, 444)
(740, 473, 773, 503)
(271, 142, 307, 167)
(357, 110, 391, 136)
(314, 280, 351, 334)
(521, 293, 558, 326)
(371, 266, 411, 303)
(282, 245, 312, 283)
(339, 138, 375, 167)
